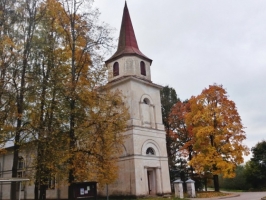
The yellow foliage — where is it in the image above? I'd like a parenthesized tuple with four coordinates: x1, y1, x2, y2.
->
(186, 84, 249, 178)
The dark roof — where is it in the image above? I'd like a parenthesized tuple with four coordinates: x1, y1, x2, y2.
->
(105, 2, 152, 64)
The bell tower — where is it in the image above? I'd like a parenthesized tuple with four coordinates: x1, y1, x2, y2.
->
(104, 2, 171, 197)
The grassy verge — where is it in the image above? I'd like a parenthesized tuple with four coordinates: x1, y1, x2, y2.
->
(196, 191, 232, 198)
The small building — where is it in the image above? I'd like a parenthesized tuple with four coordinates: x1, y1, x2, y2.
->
(0, 146, 68, 199)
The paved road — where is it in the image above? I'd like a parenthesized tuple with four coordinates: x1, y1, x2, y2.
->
(190, 192, 266, 200)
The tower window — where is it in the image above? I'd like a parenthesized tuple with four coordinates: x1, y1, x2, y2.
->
(140, 61, 146, 76)
(143, 98, 150, 105)
(146, 147, 155, 155)
(113, 62, 119, 77)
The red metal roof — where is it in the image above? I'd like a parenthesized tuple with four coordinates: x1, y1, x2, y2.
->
(106, 2, 152, 64)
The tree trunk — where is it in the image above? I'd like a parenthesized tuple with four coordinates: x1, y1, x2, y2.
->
(34, 181, 39, 200)
(204, 177, 207, 191)
(11, 53, 26, 199)
(40, 185, 46, 200)
(11, 118, 22, 200)
(213, 174, 220, 192)
(68, 183, 74, 200)
(68, 99, 75, 200)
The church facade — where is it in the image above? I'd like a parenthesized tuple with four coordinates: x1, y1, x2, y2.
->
(102, 2, 171, 197)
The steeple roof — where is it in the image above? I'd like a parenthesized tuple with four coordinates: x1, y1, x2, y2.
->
(105, 2, 152, 64)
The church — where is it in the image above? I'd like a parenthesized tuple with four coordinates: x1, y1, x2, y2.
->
(0, 2, 171, 199)
(102, 2, 171, 197)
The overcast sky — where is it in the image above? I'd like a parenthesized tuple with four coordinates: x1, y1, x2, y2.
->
(93, 0, 266, 160)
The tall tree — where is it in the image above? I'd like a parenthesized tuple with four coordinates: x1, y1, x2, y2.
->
(26, 1, 71, 199)
(244, 140, 266, 189)
(160, 86, 179, 182)
(186, 84, 249, 191)
(7, 1, 42, 199)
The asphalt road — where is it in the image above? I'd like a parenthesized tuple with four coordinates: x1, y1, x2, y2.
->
(190, 192, 266, 200)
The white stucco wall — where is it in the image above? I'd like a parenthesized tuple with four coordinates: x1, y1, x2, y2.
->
(107, 56, 151, 82)
(105, 58, 171, 196)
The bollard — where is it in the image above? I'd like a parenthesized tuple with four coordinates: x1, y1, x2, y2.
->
(186, 178, 196, 198)
(173, 179, 184, 199)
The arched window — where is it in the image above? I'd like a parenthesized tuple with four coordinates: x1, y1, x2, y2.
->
(113, 62, 119, 76)
(140, 61, 146, 76)
(143, 98, 150, 105)
(146, 147, 155, 155)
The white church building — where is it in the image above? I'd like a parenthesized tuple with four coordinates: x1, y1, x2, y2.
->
(0, 2, 171, 199)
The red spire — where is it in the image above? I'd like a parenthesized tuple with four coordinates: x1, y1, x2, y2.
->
(106, 2, 152, 64)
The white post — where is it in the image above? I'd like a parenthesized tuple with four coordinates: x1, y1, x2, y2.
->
(186, 178, 196, 198)
(173, 179, 184, 199)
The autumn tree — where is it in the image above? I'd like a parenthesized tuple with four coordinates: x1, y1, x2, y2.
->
(25, 1, 72, 199)
(244, 140, 266, 189)
(169, 100, 194, 182)
(72, 89, 129, 186)
(186, 84, 249, 191)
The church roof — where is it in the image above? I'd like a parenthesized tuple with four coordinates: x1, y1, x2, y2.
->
(105, 2, 152, 64)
